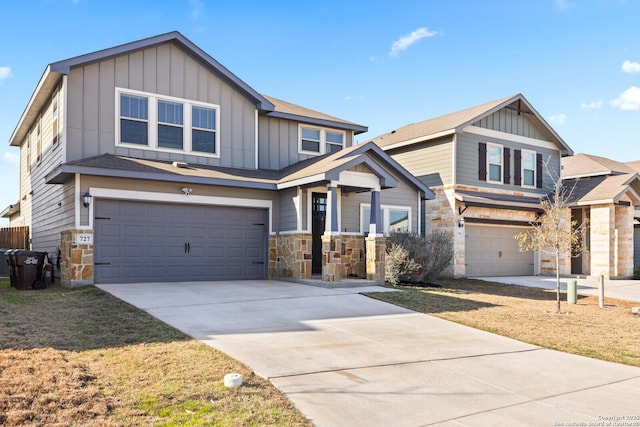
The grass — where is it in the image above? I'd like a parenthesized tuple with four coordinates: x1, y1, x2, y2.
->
(0, 279, 310, 426)
(364, 278, 640, 367)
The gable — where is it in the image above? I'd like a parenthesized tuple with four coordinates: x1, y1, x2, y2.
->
(471, 100, 555, 142)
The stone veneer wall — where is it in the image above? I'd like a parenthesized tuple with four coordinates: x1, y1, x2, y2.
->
(322, 234, 366, 282)
(365, 236, 386, 284)
(270, 234, 312, 279)
(59, 229, 94, 288)
(616, 202, 634, 277)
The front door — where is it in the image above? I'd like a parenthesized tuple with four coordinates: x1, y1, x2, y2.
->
(311, 193, 327, 275)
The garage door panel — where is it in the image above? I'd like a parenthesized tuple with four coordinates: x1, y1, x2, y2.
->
(466, 225, 533, 277)
(94, 200, 268, 284)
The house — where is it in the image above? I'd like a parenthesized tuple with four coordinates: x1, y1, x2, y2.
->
(369, 94, 574, 278)
(561, 153, 640, 278)
(2, 31, 432, 287)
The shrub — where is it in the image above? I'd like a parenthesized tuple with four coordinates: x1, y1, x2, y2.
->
(385, 243, 421, 286)
(634, 266, 640, 280)
(385, 231, 454, 285)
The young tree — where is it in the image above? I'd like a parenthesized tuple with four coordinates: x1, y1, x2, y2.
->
(515, 161, 588, 312)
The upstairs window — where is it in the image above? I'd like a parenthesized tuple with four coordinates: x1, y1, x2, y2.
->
(192, 106, 217, 154)
(117, 88, 219, 157)
(325, 131, 344, 154)
(157, 100, 183, 150)
(120, 93, 148, 145)
(522, 150, 536, 187)
(487, 143, 503, 183)
(299, 125, 345, 155)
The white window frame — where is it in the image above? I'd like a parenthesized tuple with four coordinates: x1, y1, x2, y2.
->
(116, 88, 220, 157)
(360, 203, 412, 235)
(486, 142, 503, 184)
(521, 149, 536, 188)
(298, 124, 345, 155)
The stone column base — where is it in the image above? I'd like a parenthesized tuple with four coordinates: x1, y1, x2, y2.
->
(366, 236, 386, 284)
(60, 229, 94, 288)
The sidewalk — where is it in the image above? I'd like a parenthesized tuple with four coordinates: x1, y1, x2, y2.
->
(476, 276, 640, 303)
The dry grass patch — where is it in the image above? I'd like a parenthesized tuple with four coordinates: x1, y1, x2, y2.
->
(364, 278, 640, 367)
(0, 280, 310, 426)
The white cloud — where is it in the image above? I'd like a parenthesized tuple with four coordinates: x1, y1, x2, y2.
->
(0, 66, 12, 80)
(549, 113, 567, 124)
(389, 27, 437, 57)
(554, 0, 575, 11)
(580, 99, 603, 110)
(189, 0, 204, 20)
(622, 60, 640, 73)
(3, 151, 19, 165)
(344, 95, 365, 102)
(611, 86, 640, 110)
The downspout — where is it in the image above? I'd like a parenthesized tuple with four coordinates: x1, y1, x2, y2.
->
(254, 109, 259, 169)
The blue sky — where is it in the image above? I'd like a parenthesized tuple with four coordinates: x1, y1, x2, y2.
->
(1, 0, 640, 226)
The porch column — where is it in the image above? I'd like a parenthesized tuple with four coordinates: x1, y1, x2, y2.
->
(325, 183, 339, 234)
(369, 188, 383, 236)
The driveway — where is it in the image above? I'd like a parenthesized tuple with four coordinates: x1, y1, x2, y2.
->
(98, 280, 640, 426)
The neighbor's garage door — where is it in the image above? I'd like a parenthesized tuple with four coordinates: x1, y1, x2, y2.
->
(465, 225, 534, 276)
(94, 200, 268, 284)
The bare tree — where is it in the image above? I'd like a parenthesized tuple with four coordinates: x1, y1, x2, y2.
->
(515, 161, 588, 312)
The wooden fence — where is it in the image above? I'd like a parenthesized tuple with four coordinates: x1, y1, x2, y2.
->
(0, 226, 30, 249)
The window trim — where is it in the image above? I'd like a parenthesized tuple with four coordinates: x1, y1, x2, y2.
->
(298, 124, 346, 155)
(115, 87, 220, 157)
(486, 142, 503, 184)
(521, 149, 537, 188)
(360, 203, 412, 235)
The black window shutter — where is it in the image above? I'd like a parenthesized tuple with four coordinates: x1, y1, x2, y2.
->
(536, 153, 543, 188)
(478, 142, 487, 181)
(503, 148, 510, 184)
(514, 149, 522, 186)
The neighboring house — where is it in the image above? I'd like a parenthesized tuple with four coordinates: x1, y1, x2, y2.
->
(561, 153, 640, 278)
(369, 94, 574, 278)
(2, 31, 432, 287)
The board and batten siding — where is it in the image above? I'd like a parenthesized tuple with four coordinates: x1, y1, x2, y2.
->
(456, 131, 560, 194)
(387, 137, 453, 188)
(257, 115, 354, 170)
(66, 42, 257, 169)
(278, 187, 299, 232)
(474, 108, 555, 141)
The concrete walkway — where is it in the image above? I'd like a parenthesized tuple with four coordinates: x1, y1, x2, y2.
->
(475, 276, 640, 303)
(98, 280, 640, 426)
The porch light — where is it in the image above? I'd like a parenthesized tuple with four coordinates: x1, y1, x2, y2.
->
(82, 192, 92, 208)
(458, 217, 465, 228)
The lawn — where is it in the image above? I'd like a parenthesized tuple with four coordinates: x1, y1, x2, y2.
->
(0, 279, 310, 426)
(364, 278, 640, 367)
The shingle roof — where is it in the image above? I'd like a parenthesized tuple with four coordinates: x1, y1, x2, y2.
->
(562, 153, 636, 178)
(263, 95, 366, 133)
(45, 142, 433, 199)
(368, 94, 572, 155)
(563, 173, 640, 205)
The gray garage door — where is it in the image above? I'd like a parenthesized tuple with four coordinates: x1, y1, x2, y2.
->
(94, 200, 268, 284)
(465, 225, 534, 276)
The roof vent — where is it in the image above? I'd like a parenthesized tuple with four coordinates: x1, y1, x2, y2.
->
(172, 161, 188, 168)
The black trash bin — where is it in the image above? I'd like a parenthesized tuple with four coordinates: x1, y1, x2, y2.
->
(13, 250, 47, 290)
(0, 248, 9, 279)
